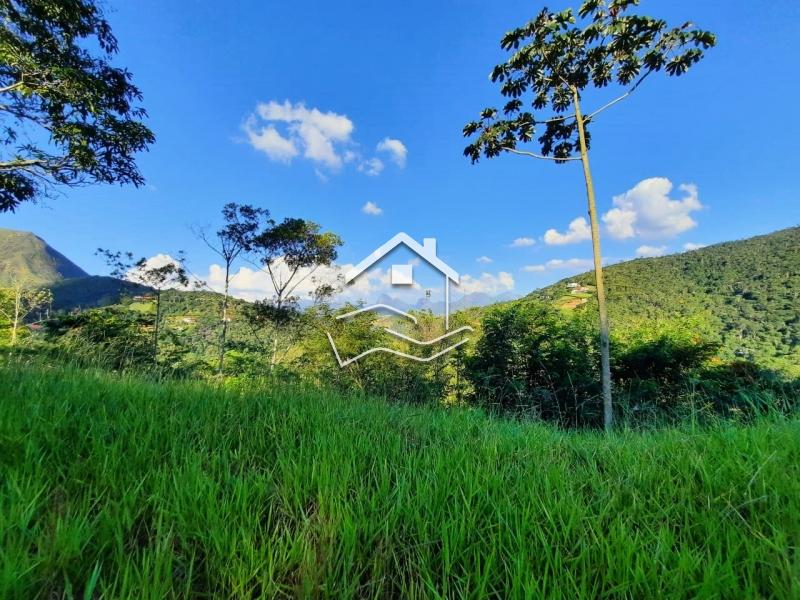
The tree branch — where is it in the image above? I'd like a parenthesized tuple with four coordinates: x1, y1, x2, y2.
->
(0, 80, 25, 94)
(585, 70, 653, 120)
(0, 158, 49, 170)
(284, 264, 320, 300)
(502, 147, 580, 161)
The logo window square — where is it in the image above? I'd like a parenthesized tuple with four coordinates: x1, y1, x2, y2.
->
(391, 264, 413, 285)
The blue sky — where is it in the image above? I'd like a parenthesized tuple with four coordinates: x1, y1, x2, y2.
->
(2, 0, 799, 302)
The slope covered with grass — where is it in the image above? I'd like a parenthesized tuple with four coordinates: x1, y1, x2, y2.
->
(1, 361, 798, 598)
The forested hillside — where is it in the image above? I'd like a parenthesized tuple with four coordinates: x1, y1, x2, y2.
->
(528, 227, 800, 371)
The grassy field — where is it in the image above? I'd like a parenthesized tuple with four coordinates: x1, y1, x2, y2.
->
(1, 361, 798, 598)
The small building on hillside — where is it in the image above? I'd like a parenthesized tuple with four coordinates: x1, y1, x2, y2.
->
(566, 282, 589, 294)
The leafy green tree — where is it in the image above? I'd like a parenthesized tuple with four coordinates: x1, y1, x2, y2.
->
(247, 218, 342, 370)
(463, 0, 715, 429)
(197, 203, 271, 375)
(0, 0, 154, 211)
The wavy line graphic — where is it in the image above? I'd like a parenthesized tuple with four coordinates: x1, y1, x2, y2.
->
(326, 332, 471, 367)
(335, 304, 417, 324)
(383, 326, 474, 346)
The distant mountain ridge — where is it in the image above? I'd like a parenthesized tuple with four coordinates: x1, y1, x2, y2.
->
(0, 228, 88, 286)
(371, 291, 519, 314)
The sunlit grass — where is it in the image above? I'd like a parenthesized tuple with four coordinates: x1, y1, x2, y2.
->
(1, 360, 798, 598)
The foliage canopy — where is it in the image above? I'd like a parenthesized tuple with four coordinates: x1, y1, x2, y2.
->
(0, 0, 154, 211)
(463, 0, 716, 162)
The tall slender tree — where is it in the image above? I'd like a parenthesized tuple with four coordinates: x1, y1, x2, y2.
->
(97, 249, 188, 365)
(198, 203, 271, 375)
(0, 280, 52, 345)
(463, 0, 715, 429)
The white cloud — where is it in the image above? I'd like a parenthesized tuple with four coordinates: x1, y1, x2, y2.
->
(377, 137, 408, 168)
(510, 237, 536, 248)
(683, 242, 706, 251)
(476, 256, 493, 264)
(243, 100, 354, 170)
(135, 254, 177, 270)
(603, 207, 637, 240)
(521, 258, 594, 273)
(244, 100, 402, 179)
(546, 258, 594, 270)
(202, 257, 519, 306)
(458, 271, 515, 295)
(544, 217, 592, 245)
(125, 254, 194, 289)
(635, 245, 668, 258)
(243, 122, 299, 163)
(362, 201, 383, 216)
(358, 158, 384, 176)
(602, 177, 702, 240)
(205, 258, 364, 303)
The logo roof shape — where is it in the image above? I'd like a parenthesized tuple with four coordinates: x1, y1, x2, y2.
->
(345, 232, 459, 284)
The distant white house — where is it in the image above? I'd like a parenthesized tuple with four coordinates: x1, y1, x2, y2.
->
(566, 281, 589, 294)
(345, 232, 459, 329)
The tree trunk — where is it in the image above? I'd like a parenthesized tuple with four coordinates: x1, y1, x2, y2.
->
(153, 289, 161, 366)
(217, 263, 231, 376)
(573, 87, 613, 431)
(270, 336, 278, 372)
(10, 284, 21, 346)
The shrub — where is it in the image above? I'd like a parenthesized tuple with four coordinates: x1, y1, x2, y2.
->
(466, 300, 601, 426)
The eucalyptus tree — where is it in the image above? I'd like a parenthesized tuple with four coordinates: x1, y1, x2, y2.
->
(0, 0, 154, 212)
(463, 0, 715, 429)
(198, 203, 271, 375)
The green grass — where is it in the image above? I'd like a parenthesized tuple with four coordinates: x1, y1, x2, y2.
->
(1, 361, 798, 598)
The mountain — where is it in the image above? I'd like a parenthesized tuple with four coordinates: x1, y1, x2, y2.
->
(49, 276, 150, 311)
(527, 226, 800, 372)
(0, 228, 88, 286)
(0, 228, 151, 310)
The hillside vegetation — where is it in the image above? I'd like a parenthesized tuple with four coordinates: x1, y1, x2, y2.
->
(529, 227, 800, 372)
(3, 226, 798, 371)
(1, 360, 798, 598)
(3, 226, 798, 426)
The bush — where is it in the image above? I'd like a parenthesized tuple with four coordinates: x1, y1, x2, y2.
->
(468, 301, 798, 428)
(44, 306, 153, 370)
(466, 300, 601, 426)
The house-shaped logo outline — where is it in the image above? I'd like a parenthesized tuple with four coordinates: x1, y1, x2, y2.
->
(345, 232, 459, 330)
